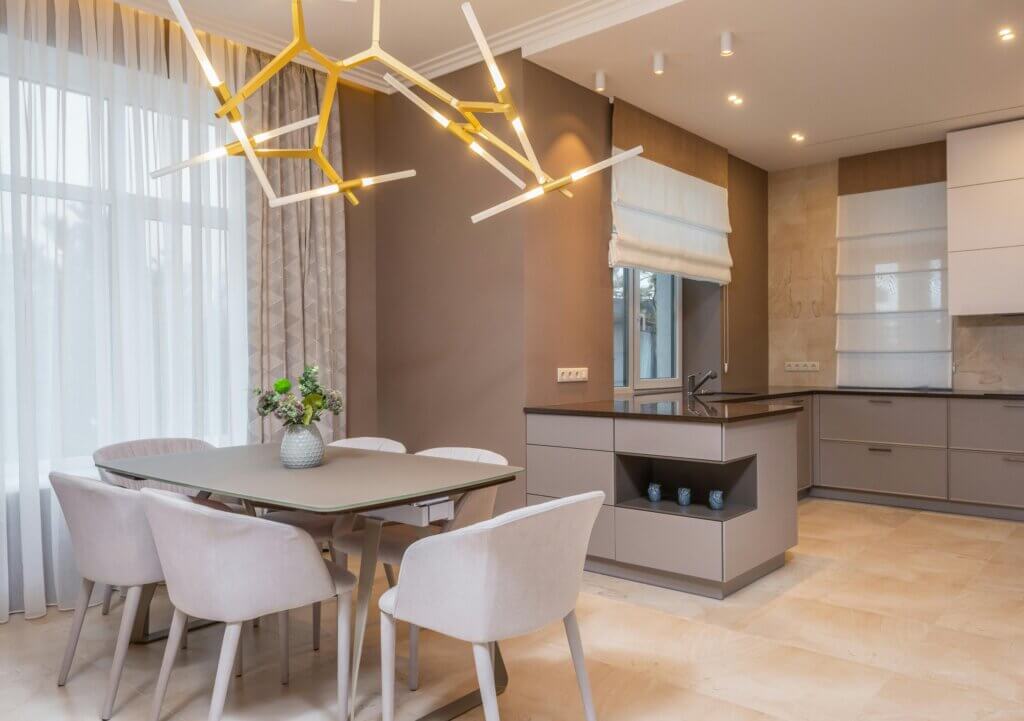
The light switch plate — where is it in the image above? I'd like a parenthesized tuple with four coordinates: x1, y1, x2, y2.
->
(557, 367, 589, 383)
(785, 361, 820, 372)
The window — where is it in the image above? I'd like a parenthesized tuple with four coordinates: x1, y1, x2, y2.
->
(613, 267, 682, 391)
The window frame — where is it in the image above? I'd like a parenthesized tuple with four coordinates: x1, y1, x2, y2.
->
(613, 267, 683, 395)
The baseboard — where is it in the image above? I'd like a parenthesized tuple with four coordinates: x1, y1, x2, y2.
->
(810, 487, 1024, 522)
(584, 553, 786, 600)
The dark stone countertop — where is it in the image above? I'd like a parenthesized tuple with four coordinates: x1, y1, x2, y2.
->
(695, 386, 1024, 403)
(523, 397, 804, 424)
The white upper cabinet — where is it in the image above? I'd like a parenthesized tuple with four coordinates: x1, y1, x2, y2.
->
(947, 119, 1024, 315)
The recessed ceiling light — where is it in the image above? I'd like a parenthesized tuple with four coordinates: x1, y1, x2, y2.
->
(791, 132, 805, 143)
(653, 52, 665, 75)
(999, 27, 1016, 41)
(720, 31, 734, 57)
(727, 94, 744, 106)
(595, 70, 606, 93)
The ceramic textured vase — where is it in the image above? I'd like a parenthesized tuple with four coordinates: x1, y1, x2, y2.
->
(677, 487, 692, 506)
(708, 489, 725, 510)
(647, 482, 662, 503)
(280, 423, 325, 469)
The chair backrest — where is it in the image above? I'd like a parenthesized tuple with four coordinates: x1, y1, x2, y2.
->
(416, 447, 508, 532)
(392, 491, 603, 643)
(329, 436, 407, 453)
(94, 438, 214, 495)
(50, 472, 164, 587)
(140, 489, 336, 623)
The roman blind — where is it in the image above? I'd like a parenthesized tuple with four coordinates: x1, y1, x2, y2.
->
(835, 181, 951, 388)
(609, 149, 733, 284)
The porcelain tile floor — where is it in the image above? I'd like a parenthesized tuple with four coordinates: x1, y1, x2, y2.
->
(4, 498, 1024, 720)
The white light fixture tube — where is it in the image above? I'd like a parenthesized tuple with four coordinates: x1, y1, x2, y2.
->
(571, 145, 643, 182)
(461, 3, 505, 92)
(360, 169, 417, 186)
(166, 0, 221, 86)
(470, 142, 526, 189)
(229, 120, 277, 200)
(472, 145, 643, 223)
(720, 31, 734, 57)
(383, 73, 451, 128)
(653, 51, 665, 75)
(595, 70, 606, 92)
(270, 183, 341, 208)
(150, 115, 319, 179)
(510, 117, 545, 184)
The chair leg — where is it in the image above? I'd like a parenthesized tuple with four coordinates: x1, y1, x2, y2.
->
(150, 608, 187, 721)
(233, 625, 244, 678)
(383, 563, 397, 588)
(408, 624, 420, 691)
(180, 616, 189, 650)
(209, 622, 242, 721)
(472, 642, 501, 721)
(380, 611, 396, 721)
(278, 611, 290, 685)
(564, 610, 597, 721)
(101, 585, 143, 720)
(337, 593, 352, 721)
(101, 584, 114, 616)
(58, 578, 94, 686)
(313, 602, 322, 651)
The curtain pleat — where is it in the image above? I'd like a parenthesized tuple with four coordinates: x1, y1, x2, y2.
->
(0, 0, 249, 621)
(244, 50, 347, 444)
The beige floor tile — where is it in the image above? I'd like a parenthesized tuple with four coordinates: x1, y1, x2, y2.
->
(858, 674, 1021, 721)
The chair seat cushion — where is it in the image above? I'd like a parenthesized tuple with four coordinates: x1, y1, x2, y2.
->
(379, 586, 398, 616)
(334, 523, 439, 566)
(266, 510, 339, 542)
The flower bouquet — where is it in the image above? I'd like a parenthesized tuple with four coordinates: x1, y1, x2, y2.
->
(255, 365, 344, 468)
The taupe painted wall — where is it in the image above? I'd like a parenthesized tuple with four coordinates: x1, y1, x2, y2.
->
(373, 54, 528, 511)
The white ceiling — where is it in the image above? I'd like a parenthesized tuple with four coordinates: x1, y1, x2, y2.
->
(125, 0, 1024, 171)
(527, 0, 1024, 170)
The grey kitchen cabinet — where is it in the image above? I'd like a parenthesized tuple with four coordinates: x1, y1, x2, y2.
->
(790, 395, 813, 492)
(819, 441, 947, 499)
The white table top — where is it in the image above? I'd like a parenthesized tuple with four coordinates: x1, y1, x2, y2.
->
(96, 443, 521, 513)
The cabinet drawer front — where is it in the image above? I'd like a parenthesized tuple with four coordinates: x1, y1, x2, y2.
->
(949, 451, 1024, 508)
(949, 399, 1024, 453)
(526, 414, 613, 450)
(948, 180, 1024, 252)
(819, 441, 947, 498)
(528, 494, 615, 558)
(614, 507, 722, 581)
(819, 395, 947, 447)
(615, 419, 722, 461)
(525, 445, 614, 501)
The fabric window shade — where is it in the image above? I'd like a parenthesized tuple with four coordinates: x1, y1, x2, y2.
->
(835, 182, 951, 388)
(609, 149, 733, 284)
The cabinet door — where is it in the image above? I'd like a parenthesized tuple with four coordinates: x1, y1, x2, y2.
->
(790, 396, 813, 492)
(819, 441, 947, 499)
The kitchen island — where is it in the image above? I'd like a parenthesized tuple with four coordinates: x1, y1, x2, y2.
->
(523, 397, 802, 599)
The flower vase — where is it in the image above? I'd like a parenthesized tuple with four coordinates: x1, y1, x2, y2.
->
(280, 423, 325, 469)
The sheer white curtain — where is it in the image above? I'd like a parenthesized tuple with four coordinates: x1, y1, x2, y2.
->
(0, 0, 249, 621)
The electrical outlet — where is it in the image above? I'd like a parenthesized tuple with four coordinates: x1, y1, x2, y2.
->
(785, 361, 820, 372)
(557, 367, 589, 383)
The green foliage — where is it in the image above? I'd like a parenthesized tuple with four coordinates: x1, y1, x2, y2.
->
(252, 365, 343, 427)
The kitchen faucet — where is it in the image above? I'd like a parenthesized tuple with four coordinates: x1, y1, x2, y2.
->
(687, 369, 719, 396)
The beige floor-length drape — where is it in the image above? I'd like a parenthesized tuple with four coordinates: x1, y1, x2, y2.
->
(244, 50, 347, 442)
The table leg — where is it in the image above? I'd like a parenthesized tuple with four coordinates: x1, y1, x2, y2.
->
(129, 583, 218, 645)
(348, 517, 383, 717)
(414, 643, 508, 721)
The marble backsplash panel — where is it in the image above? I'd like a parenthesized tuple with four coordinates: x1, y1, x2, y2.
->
(767, 161, 1024, 391)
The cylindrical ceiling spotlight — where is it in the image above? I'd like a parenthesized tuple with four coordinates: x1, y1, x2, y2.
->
(720, 31, 734, 57)
(595, 70, 607, 92)
(653, 51, 665, 75)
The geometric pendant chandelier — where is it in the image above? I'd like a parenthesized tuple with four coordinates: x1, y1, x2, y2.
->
(154, 0, 642, 222)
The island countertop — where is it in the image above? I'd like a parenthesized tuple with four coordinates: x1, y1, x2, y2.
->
(523, 397, 802, 424)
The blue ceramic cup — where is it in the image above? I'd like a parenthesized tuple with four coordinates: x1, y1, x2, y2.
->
(677, 487, 692, 506)
(647, 482, 662, 503)
(709, 489, 725, 510)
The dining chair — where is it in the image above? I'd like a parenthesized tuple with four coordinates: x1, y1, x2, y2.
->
(50, 472, 166, 720)
(267, 435, 407, 650)
(141, 489, 357, 721)
(333, 447, 506, 691)
(92, 437, 216, 616)
(379, 491, 603, 721)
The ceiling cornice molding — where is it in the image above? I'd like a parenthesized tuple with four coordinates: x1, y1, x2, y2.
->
(122, 0, 683, 93)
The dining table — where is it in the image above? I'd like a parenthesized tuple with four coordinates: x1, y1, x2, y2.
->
(95, 442, 522, 721)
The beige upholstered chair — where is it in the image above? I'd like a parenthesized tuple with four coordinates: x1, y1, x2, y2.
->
(50, 473, 165, 720)
(141, 489, 357, 721)
(333, 446, 505, 690)
(380, 492, 604, 721)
